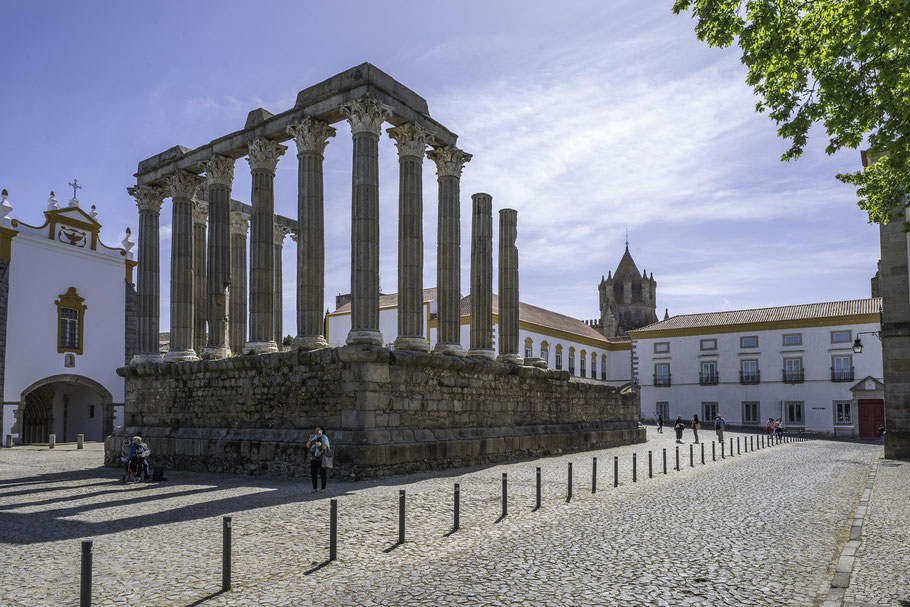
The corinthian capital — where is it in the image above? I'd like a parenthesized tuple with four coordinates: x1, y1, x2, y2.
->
(287, 118, 336, 156)
(274, 221, 294, 245)
(192, 200, 209, 225)
(230, 211, 250, 236)
(166, 170, 205, 200)
(247, 137, 288, 172)
(127, 185, 167, 213)
(387, 122, 432, 158)
(203, 155, 235, 187)
(428, 145, 472, 178)
(341, 94, 392, 136)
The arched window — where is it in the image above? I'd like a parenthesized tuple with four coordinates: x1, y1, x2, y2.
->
(524, 337, 533, 359)
(601, 354, 607, 380)
(540, 341, 549, 367)
(580, 349, 587, 377)
(555, 344, 563, 370)
(568, 347, 576, 376)
(55, 287, 86, 355)
(590, 351, 597, 379)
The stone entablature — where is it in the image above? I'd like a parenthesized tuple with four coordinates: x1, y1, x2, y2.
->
(105, 345, 644, 478)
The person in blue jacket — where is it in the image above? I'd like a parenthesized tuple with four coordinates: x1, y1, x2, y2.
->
(307, 427, 330, 493)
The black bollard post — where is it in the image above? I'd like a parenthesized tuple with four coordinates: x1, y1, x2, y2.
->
(566, 464, 572, 503)
(737, 437, 741, 455)
(648, 450, 653, 479)
(750, 436, 754, 451)
(613, 456, 619, 487)
(633, 453, 637, 482)
(761, 434, 765, 448)
(80, 540, 92, 607)
(721, 441, 725, 459)
(535, 467, 541, 510)
(222, 516, 231, 592)
(330, 499, 338, 561)
(730, 437, 734, 456)
(689, 444, 694, 467)
(502, 473, 509, 516)
(662, 448, 667, 474)
(453, 484, 460, 532)
(712, 441, 716, 461)
(701, 442, 705, 464)
(675, 446, 680, 471)
(398, 490, 406, 544)
(592, 457, 597, 494)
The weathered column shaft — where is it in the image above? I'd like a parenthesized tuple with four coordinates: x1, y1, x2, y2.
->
(128, 185, 166, 363)
(192, 201, 207, 355)
(498, 208, 521, 363)
(388, 123, 431, 351)
(469, 193, 494, 358)
(202, 155, 234, 358)
(230, 212, 249, 354)
(287, 118, 335, 350)
(342, 95, 391, 346)
(165, 171, 204, 361)
(245, 137, 286, 354)
(273, 223, 288, 345)
(428, 145, 472, 354)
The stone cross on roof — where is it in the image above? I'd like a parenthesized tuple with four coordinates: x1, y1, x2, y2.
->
(68, 179, 82, 202)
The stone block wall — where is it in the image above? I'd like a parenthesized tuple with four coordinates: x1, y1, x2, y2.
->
(105, 344, 644, 478)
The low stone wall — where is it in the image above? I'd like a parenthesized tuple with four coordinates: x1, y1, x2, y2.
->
(105, 345, 644, 478)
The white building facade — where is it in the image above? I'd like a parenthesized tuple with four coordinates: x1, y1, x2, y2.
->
(629, 299, 884, 437)
(0, 189, 133, 445)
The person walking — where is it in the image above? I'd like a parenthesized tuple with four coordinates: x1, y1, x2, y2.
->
(657, 413, 664, 434)
(307, 427, 330, 493)
(674, 416, 685, 444)
(877, 424, 885, 446)
(691, 414, 701, 443)
(714, 414, 725, 443)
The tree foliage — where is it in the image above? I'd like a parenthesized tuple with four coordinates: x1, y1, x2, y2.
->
(672, 0, 910, 224)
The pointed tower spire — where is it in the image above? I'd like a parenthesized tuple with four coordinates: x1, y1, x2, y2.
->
(625, 227, 629, 252)
(664, 308, 669, 320)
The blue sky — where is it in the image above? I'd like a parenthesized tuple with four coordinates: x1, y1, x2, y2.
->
(0, 1, 879, 334)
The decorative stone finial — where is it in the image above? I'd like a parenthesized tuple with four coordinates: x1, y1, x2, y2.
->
(0, 189, 12, 221)
(387, 122, 432, 158)
(192, 200, 208, 225)
(166, 170, 205, 200)
(89, 204, 98, 220)
(428, 144, 472, 178)
(122, 227, 135, 253)
(341, 94, 392, 136)
(247, 137, 287, 173)
(203, 155, 235, 187)
(287, 118, 336, 156)
(47, 191, 59, 211)
(127, 184, 167, 213)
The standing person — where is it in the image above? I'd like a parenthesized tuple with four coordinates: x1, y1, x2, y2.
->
(691, 414, 701, 443)
(714, 414, 725, 443)
(877, 424, 885, 445)
(674, 416, 685, 444)
(774, 418, 783, 439)
(765, 418, 776, 438)
(307, 427, 330, 493)
(657, 413, 664, 434)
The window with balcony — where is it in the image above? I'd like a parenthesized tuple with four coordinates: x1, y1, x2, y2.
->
(783, 357, 804, 383)
(742, 401, 760, 424)
(740, 335, 758, 348)
(699, 361, 718, 385)
(740, 359, 760, 384)
(654, 363, 671, 386)
(832, 355, 854, 382)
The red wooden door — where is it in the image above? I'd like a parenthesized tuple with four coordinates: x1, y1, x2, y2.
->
(858, 399, 884, 438)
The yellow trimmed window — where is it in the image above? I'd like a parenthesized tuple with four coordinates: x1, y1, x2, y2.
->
(524, 337, 533, 359)
(56, 287, 86, 355)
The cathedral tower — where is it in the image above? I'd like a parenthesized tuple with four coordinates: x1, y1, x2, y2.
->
(598, 242, 658, 337)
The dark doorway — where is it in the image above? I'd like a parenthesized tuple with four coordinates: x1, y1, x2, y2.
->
(858, 399, 885, 438)
(21, 387, 54, 444)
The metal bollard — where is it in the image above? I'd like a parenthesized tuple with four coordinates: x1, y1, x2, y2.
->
(5, 434, 11, 448)
(662, 448, 667, 474)
(592, 457, 597, 494)
(535, 467, 541, 510)
(330, 499, 338, 561)
(566, 464, 572, 503)
(398, 490, 406, 544)
(453, 483, 460, 531)
(675, 446, 680, 471)
(730, 437, 734, 456)
(750, 436, 754, 451)
(77, 434, 84, 449)
(701, 442, 705, 464)
(503, 473, 509, 516)
(49, 433, 55, 449)
(80, 540, 92, 607)
(648, 450, 653, 478)
(737, 437, 741, 455)
(721, 441, 725, 459)
(222, 516, 231, 591)
(689, 444, 694, 467)
(761, 435, 765, 448)
(712, 441, 716, 461)
(613, 456, 619, 487)
(632, 453, 637, 482)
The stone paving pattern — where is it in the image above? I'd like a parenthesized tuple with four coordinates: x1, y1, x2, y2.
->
(0, 430, 904, 607)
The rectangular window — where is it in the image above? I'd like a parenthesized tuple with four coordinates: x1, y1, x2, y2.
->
(740, 335, 758, 348)
(700, 338, 717, 351)
(654, 363, 670, 386)
(782, 333, 802, 346)
(524, 346, 532, 359)
(702, 402, 718, 421)
(656, 401, 669, 420)
(832, 355, 853, 381)
(741, 359, 759, 384)
(834, 401, 852, 425)
(785, 401, 804, 425)
(831, 330, 852, 344)
(700, 361, 718, 385)
(580, 357, 586, 377)
(654, 342, 670, 354)
(60, 308, 79, 350)
(742, 401, 759, 424)
(555, 352, 563, 370)
(568, 356, 575, 376)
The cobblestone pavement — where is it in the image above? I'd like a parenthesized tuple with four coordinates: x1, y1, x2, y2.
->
(0, 430, 898, 607)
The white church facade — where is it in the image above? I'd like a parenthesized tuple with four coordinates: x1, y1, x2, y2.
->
(0, 188, 134, 445)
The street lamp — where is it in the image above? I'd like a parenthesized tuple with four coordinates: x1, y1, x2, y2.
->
(853, 331, 881, 354)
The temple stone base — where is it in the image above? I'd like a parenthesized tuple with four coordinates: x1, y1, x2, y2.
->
(104, 345, 644, 479)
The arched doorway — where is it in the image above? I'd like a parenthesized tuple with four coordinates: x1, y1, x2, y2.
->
(18, 375, 114, 444)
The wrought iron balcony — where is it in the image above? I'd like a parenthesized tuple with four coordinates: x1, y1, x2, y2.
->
(831, 367, 855, 382)
(739, 370, 761, 385)
(699, 372, 719, 385)
(782, 369, 805, 384)
(654, 373, 672, 387)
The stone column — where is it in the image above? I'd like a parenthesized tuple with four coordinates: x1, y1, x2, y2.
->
(230, 211, 249, 354)
(127, 185, 167, 364)
(341, 94, 391, 346)
(273, 222, 293, 345)
(468, 193, 494, 359)
(388, 123, 432, 351)
(287, 118, 336, 350)
(202, 155, 235, 359)
(497, 208, 521, 363)
(191, 200, 208, 355)
(164, 171, 204, 361)
(428, 145, 472, 355)
(245, 137, 287, 354)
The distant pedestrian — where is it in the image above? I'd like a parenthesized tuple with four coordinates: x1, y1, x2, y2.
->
(775, 418, 783, 438)
(714, 414, 725, 443)
(674, 416, 685, 443)
(691, 414, 701, 444)
(765, 418, 775, 437)
(657, 413, 664, 434)
(307, 427, 330, 493)
(878, 424, 885, 445)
